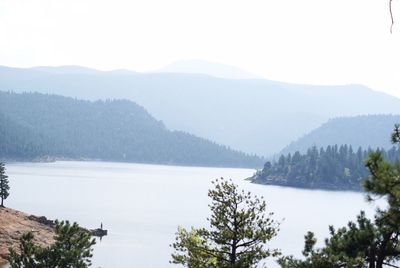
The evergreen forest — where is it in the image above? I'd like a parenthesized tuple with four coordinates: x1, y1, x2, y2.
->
(251, 144, 400, 191)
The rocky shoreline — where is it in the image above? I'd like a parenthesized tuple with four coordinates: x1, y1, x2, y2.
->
(27, 214, 108, 237)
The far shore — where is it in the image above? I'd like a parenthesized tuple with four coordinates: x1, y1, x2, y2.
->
(3, 158, 258, 170)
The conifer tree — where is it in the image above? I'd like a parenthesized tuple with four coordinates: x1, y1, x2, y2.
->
(8, 220, 96, 268)
(171, 178, 280, 268)
(0, 162, 10, 207)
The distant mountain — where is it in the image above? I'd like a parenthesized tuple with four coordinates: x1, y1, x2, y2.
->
(30, 65, 102, 75)
(0, 91, 262, 168)
(281, 115, 400, 155)
(31, 65, 138, 76)
(156, 59, 261, 79)
(1, 65, 400, 156)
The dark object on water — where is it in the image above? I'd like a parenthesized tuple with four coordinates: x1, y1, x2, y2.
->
(90, 228, 108, 237)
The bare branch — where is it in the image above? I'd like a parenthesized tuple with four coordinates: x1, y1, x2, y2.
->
(390, 0, 394, 33)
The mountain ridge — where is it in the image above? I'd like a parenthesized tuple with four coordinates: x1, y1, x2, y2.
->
(280, 115, 400, 155)
(1, 65, 400, 156)
(156, 59, 262, 79)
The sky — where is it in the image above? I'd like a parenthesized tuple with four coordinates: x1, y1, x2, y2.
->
(1, 0, 400, 97)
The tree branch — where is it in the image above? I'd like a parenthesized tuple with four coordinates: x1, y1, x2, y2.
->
(383, 262, 400, 268)
(390, 0, 394, 33)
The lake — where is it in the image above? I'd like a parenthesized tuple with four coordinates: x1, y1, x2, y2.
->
(5, 161, 380, 268)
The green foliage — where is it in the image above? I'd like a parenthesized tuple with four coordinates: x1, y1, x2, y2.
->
(171, 227, 218, 268)
(253, 145, 400, 191)
(171, 178, 280, 268)
(279, 212, 379, 268)
(278, 127, 400, 268)
(0, 162, 10, 207)
(0, 91, 262, 168)
(391, 124, 400, 144)
(8, 220, 96, 268)
(7, 232, 39, 268)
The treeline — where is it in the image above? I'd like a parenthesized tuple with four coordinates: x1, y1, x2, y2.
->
(0, 91, 263, 168)
(251, 144, 400, 191)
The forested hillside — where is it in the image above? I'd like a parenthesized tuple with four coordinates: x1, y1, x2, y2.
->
(0, 113, 48, 159)
(281, 115, 400, 155)
(2, 65, 400, 155)
(0, 91, 262, 167)
(250, 145, 400, 191)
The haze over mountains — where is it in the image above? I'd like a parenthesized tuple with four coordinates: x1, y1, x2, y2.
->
(1, 61, 400, 156)
(0, 91, 262, 167)
(156, 59, 261, 79)
(281, 115, 400, 155)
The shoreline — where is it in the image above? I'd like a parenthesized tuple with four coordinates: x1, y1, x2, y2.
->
(4, 158, 258, 171)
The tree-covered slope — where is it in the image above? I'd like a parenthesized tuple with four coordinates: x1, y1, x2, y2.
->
(0, 113, 47, 160)
(281, 115, 400, 155)
(0, 91, 262, 168)
(2, 65, 400, 156)
(250, 145, 400, 191)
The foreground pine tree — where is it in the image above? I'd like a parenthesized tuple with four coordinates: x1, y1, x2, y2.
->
(171, 178, 280, 268)
(8, 220, 96, 268)
(0, 162, 10, 207)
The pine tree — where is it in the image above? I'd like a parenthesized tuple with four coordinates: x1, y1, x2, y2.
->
(0, 162, 10, 207)
(8, 220, 96, 268)
(171, 178, 280, 268)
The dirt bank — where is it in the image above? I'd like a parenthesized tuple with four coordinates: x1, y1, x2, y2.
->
(0, 207, 54, 264)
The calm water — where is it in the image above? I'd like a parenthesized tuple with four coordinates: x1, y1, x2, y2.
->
(5, 161, 380, 268)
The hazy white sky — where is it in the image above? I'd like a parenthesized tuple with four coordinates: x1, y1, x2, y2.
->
(1, 0, 400, 97)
